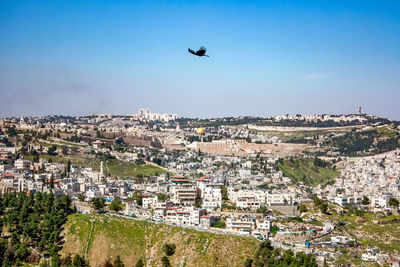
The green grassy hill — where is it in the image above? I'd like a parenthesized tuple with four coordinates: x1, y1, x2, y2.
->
(61, 214, 259, 267)
(24, 155, 167, 178)
(277, 158, 339, 186)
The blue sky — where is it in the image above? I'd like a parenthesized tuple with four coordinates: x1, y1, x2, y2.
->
(1, 0, 399, 119)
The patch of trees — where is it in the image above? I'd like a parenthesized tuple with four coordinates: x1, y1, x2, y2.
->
(326, 129, 400, 156)
(0, 192, 73, 265)
(313, 157, 329, 168)
(110, 197, 123, 212)
(47, 145, 58, 156)
(152, 157, 162, 166)
(40, 253, 90, 267)
(257, 206, 268, 214)
(161, 243, 176, 267)
(270, 225, 279, 235)
(92, 255, 125, 267)
(389, 198, 399, 208)
(156, 193, 169, 202)
(245, 240, 317, 267)
(376, 137, 399, 154)
(5, 127, 18, 137)
(135, 258, 145, 267)
(299, 205, 308, 213)
(178, 116, 390, 129)
(220, 186, 229, 201)
(330, 130, 375, 155)
(212, 220, 226, 228)
(66, 135, 82, 143)
(312, 195, 328, 214)
(96, 152, 116, 161)
(91, 197, 106, 212)
(361, 196, 371, 206)
(284, 137, 311, 144)
(343, 206, 364, 217)
(0, 137, 12, 147)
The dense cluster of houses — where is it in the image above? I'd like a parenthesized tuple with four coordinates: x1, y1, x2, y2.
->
(316, 150, 400, 210)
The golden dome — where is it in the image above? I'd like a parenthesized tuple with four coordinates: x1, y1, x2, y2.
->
(195, 128, 206, 134)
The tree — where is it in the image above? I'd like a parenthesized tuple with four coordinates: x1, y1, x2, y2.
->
(163, 243, 176, 256)
(313, 195, 328, 214)
(319, 202, 328, 214)
(257, 206, 267, 214)
(161, 256, 171, 267)
(270, 225, 279, 235)
(362, 196, 371, 206)
(101, 258, 114, 267)
(66, 159, 71, 173)
(312, 195, 323, 207)
(152, 157, 162, 166)
(389, 198, 399, 208)
(61, 254, 72, 266)
(110, 198, 123, 212)
(50, 253, 61, 267)
(78, 194, 85, 202)
(91, 198, 105, 212)
(254, 240, 274, 265)
(135, 259, 145, 267)
(194, 197, 202, 208)
(114, 255, 124, 267)
(299, 205, 308, 213)
(253, 240, 317, 267)
(220, 185, 229, 201)
(48, 145, 58, 156)
(314, 157, 328, 167)
(157, 193, 169, 202)
(73, 254, 90, 267)
(15, 242, 30, 261)
(212, 220, 226, 229)
(244, 258, 253, 267)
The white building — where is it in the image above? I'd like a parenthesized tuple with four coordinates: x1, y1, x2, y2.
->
(15, 159, 31, 171)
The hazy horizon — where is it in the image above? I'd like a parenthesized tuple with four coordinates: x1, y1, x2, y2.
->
(1, 1, 399, 120)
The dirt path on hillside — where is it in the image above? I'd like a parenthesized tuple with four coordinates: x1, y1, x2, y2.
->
(84, 220, 94, 260)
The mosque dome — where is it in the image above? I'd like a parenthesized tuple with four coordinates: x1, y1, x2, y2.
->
(195, 128, 205, 134)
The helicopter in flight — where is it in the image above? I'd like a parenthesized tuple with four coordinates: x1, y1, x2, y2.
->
(188, 46, 209, 57)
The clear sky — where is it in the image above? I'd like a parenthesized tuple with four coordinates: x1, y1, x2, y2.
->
(1, 0, 399, 119)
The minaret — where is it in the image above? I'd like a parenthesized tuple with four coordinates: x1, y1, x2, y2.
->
(100, 161, 104, 178)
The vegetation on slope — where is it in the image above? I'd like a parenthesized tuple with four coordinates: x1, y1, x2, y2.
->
(0, 192, 73, 265)
(177, 116, 391, 129)
(300, 204, 400, 266)
(253, 127, 355, 144)
(331, 212, 400, 255)
(277, 158, 339, 186)
(106, 160, 167, 178)
(246, 240, 317, 267)
(62, 214, 259, 267)
(325, 127, 400, 156)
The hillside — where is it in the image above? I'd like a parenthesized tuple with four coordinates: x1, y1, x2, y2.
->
(277, 158, 339, 186)
(61, 214, 259, 267)
(324, 126, 400, 156)
(24, 154, 167, 178)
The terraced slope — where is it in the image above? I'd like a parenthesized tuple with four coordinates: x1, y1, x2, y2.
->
(277, 158, 339, 186)
(61, 214, 259, 267)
